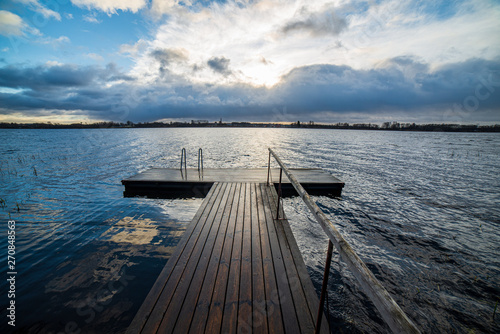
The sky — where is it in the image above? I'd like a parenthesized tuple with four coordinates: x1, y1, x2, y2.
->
(0, 0, 499, 124)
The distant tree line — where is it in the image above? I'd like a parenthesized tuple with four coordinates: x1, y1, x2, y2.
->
(290, 121, 500, 132)
(1, 120, 499, 132)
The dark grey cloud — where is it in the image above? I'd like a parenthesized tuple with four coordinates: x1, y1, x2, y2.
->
(0, 62, 131, 91)
(207, 56, 231, 75)
(1, 57, 499, 123)
(0, 64, 94, 90)
(150, 48, 188, 74)
(275, 58, 500, 114)
(281, 6, 348, 37)
(100, 63, 135, 82)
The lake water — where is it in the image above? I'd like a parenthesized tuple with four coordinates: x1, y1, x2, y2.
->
(0, 128, 499, 333)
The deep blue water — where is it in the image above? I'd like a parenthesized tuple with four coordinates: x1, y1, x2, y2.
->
(0, 128, 499, 333)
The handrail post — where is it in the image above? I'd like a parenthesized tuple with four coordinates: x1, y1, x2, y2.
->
(198, 148, 203, 172)
(180, 148, 187, 171)
(315, 240, 333, 333)
(267, 150, 271, 185)
(276, 167, 283, 220)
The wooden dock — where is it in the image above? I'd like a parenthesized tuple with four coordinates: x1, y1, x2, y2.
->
(122, 168, 344, 198)
(127, 182, 329, 333)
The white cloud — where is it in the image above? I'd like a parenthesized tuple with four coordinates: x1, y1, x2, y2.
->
(337, 0, 500, 69)
(16, 0, 61, 20)
(65, 13, 74, 19)
(0, 10, 42, 37)
(0, 10, 25, 36)
(86, 53, 104, 61)
(71, 0, 148, 15)
(39, 35, 70, 45)
(45, 60, 64, 67)
(83, 13, 101, 23)
(0, 87, 24, 94)
(150, 0, 182, 18)
(120, 39, 148, 57)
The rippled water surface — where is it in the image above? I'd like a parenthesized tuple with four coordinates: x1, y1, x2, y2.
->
(1, 128, 499, 333)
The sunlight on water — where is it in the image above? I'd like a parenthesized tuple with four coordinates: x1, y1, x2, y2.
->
(1, 128, 499, 333)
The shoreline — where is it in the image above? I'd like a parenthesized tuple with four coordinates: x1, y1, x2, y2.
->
(1, 122, 500, 132)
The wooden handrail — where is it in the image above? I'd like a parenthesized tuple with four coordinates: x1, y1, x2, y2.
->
(268, 148, 420, 334)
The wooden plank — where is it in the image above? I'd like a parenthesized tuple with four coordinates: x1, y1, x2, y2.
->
(126, 182, 221, 334)
(237, 183, 253, 332)
(220, 183, 246, 334)
(203, 183, 242, 333)
(140, 182, 230, 333)
(254, 183, 284, 333)
(263, 184, 319, 333)
(263, 183, 311, 332)
(265, 183, 330, 334)
(258, 184, 301, 334)
(250, 183, 268, 334)
(156, 183, 234, 333)
(187, 183, 240, 333)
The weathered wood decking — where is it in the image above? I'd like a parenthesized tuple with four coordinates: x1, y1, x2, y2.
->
(127, 182, 329, 333)
(122, 168, 344, 198)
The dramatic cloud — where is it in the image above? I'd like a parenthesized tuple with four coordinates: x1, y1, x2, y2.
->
(1, 58, 499, 123)
(128, 0, 500, 89)
(1, 0, 499, 123)
(275, 58, 500, 115)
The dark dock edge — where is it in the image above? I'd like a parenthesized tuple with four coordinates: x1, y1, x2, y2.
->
(122, 168, 344, 199)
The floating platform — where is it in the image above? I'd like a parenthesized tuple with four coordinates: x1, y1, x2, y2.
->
(126, 182, 329, 333)
(122, 168, 344, 198)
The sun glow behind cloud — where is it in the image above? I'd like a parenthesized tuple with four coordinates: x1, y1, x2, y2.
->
(128, 0, 367, 87)
(131, 1, 301, 87)
(127, 0, 500, 89)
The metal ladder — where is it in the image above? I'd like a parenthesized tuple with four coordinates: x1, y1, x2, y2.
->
(180, 148, 204, 173)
